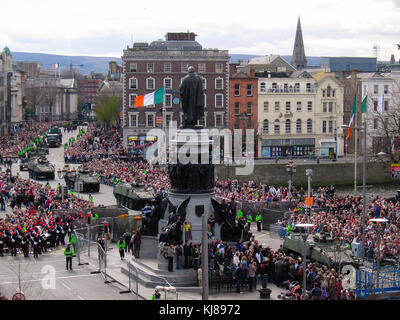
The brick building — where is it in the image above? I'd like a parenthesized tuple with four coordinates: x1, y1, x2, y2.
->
(229, 64, 258, 154)
(77, 73, 103, 109)
(121, 32, 230, 148)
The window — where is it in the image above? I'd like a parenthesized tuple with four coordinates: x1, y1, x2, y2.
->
(215, 77, 223, 89)
(164, 78, 172, 89)
(374, 100, 378, 111)
(328, 102, 333, 113)
(373, 118, 378, 129)
(328, 120, 333, 133)
(274, 120, 280, 134)
(146, 114, 155, 127)
(327, 86, 331, 97)
(215, 94, 223, 107)
(247, 102, 252, 115)
(307, 119, 312, 133)
(285, 119, 291, 134)
(306, 83, 312, 92)
(323, 102, 327, 113)
(263, 119, 269, 134)
(146, 77, 155, 90)
(129, 114, 137, 127)
(307, 101, 312, 112)
(181, 62, 189, 73)
(263, 101, 269, 112)
(201, 77, 206, 89)
(203, 93, 207, 109)
(332, 90, 336, 97)
(322, 121, 327, 133)
(286, 101, 291, 111)
(260, 82, 266, 92)
(198, 63, 206, 73)
(296, 101, 302, 112)
(374, 85, 379, 94)
(215, 63, 223, 73)
(198, 115, 205, 126)
(130, 63, 137, 72)
(384, 85, 389, 94)
(384, 100, 388, 111)
(295, 83, 300, 92)
(275, 101, 280, 112)
(164, 63, 171, 73)
(296, 119, 302, 133)
(166, 114, 172, 127)
(272, 83, 278, 91)
(234, 84, 240, 96)
(234, 102, 240, 115)
(164, 94, 172, 107)
(322, 90, 326, 97)
(247, 84, 253, 96)
(215, 114, 223, 127)
(129, 94, 137, 107)
(147, 63, 154, 73)
(129, 77, 138, 89)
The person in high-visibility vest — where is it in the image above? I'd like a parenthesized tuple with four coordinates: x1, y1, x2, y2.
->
(287, 224, 293, 234)
(69, 233, 76, 251)
(117, 237, 126, 260)
(247, 214, 253, 229)
(237, 209, 243, 220)
(256, 213, 263, 232)
(64, 244, 74, 270)
(152, 289, 161, 300)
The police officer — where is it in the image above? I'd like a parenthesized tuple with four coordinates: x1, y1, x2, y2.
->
(69, 232, 76, 251)
(256, 213, 263, 232)
(246, 214, 253, 229)
(117, 237, 126, 260)
(64, 244, 74, 270)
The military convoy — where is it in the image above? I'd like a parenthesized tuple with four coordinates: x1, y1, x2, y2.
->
(63, 167, 100, 193)
(19, 157, 33, 171)
(113, 182, 155, 210)
(27, 157, 55, 180)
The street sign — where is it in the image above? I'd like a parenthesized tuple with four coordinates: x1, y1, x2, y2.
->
(304, 197, 314, 206)
(391, 164, 400, 179)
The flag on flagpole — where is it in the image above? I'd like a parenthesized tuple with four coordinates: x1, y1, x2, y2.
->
(378, 94, 384, 113)
(345, 88, 357, 140)
(133, 87, 164, 107)
(361, 95, 368, 113)
(52, 63, 59, 69)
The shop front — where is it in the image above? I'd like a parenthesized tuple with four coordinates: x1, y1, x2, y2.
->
(261, 138, 315, 158)
(319, 140, 337, 158)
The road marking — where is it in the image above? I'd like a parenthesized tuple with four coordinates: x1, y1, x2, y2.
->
(0, 274, 98, 285)
(77, 295, 84, 300)
(62, 283, 72, 291)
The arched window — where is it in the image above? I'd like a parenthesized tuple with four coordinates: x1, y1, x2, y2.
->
(274, 119, 280, 134)
(327, 86, 331, 97)
(263, 119, 269, 134)
(296, 119, 302, 133)
(307, 119, 313, 133)
(285, 119, 291, 133)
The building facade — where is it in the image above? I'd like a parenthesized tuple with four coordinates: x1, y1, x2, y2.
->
(121, 32, 230, 148)
(257, 70, 344, 158)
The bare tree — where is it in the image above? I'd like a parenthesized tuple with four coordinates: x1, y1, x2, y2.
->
(25, 84, 42, 121)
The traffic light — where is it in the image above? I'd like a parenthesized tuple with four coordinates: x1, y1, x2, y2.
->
(104, 223, 108, 234)
(87, 213, 91, 225)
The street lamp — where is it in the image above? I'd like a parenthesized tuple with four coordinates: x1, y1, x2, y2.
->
(295, 223, 314, 300)
(286, 160, 296, 198)
(305, 169, 313, 223)
(369, 218, 388, 266)
(4, 155, 18, 177)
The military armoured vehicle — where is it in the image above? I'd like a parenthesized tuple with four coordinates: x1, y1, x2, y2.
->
(64, 167, 100, 193)
(27, 157, 55, 180)
(19, 157, 33, 171)
(113, 182, 155, 210)
(46, 133, 62, 147)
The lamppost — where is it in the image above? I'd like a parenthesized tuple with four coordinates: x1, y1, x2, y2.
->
(4, 155, 17, 177)
(305, 169, 313, 223)
(286, 160, 296, 198)
(342, 120, 367, 257)
(369, 218, 388, 267)
(295, 223, 314, 300)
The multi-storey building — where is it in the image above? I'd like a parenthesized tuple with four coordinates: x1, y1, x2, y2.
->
(229, 66, 258, 154)
(257, 70, 344, 158)
(77, 73, 104, 109)
(121, 32, 229, 147)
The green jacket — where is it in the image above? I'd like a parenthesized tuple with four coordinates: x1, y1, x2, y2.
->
(237, 210, 243, 219)
(247, 215, 253, 223)
(256, 214, 262, 222)
(64, 247, 74, 257)
(117, 240, 126, 249)
(70, 234, 76, 244)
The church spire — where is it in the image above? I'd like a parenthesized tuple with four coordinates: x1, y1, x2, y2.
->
(291, 16, 307, 70)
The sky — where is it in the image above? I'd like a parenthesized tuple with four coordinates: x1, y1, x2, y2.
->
(1, 0, 400, 60)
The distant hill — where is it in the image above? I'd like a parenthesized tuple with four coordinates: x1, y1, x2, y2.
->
(11, 52, 322, 74)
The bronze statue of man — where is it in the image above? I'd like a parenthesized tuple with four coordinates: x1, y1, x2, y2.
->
(179, 66, 204, 128)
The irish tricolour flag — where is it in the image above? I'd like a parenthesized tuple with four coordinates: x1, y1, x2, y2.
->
(345, 88, 357, 140)
(134, 87, 164, 107)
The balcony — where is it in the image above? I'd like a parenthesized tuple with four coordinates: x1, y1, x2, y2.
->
(260, 88, 315, 94)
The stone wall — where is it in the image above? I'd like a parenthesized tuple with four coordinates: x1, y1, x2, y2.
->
(215, 161, 392, 187)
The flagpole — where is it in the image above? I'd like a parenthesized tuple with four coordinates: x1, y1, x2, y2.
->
(354, 85, 358, 195)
